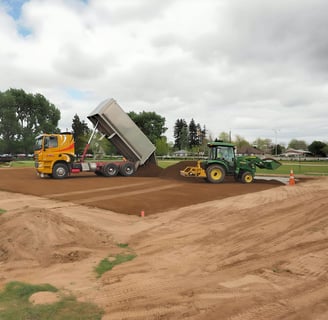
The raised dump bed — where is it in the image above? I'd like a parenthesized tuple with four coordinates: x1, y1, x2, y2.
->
(88, 98, 156, 166)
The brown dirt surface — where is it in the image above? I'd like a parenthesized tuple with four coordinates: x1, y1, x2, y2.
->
(0, 164, 283, 215)
(0, 165, 327, 319)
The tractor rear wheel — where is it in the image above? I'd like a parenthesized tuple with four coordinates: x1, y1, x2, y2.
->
(102, 163, 119, 177)
(206, 165, 225, 183)
(241, 172, 253, 183)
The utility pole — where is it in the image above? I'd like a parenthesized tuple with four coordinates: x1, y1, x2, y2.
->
(273, 129, 280, 156)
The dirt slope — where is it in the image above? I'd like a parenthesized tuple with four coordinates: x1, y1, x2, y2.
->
(0, 167, 327, 319)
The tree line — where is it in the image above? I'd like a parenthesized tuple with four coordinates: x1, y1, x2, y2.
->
(0, 89, 60, 155)
(0, 88, 327, 157)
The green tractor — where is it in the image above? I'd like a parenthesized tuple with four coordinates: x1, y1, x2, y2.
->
(180, 141, 281, 183)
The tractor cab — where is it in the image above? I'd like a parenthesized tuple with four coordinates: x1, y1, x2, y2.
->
(206, 141, 236, 174)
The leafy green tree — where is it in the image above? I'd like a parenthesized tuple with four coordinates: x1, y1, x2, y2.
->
(180, 125, 189, 150)
(0, 89, 60, 154)
(196, 123, 206, 146)
(234, 135, 250, 149)
(253, 138, 272, 152)
(72, 114, 90, 155)
(218, 131, 231, 142)
(288, 139, 307, 150)
(0, 93, 20, 153)
(174, 119, 188, 150)
(271, 144, 283, 155)
(155, 136, 169, 156)
(322, 145, 328, 156)
(308, 141, 327, 157)
(188, 118, 198, 148)
(128, 111, 167, 145)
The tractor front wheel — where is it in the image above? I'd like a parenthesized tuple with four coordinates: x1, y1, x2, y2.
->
(241, 172, 253, 183)
(206, 165, 225, 183)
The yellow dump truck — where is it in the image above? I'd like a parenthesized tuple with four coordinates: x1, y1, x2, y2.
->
(34, 98, 156, 179)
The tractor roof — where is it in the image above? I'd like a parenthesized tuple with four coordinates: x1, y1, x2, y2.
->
(207, 141, 235, 148)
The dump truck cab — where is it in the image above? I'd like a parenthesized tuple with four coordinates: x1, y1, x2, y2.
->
(34, 133, 75, 178)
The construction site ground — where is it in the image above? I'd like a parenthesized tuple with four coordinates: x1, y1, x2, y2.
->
(0, 162, 327, 319)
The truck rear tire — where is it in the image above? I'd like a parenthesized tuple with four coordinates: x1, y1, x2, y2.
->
(52, 163, 69, 179)
(206, 165, 225, 183)
(241, 172, 253, 183)
(119, 162, 135, 176)
(102, 163, 119, 177)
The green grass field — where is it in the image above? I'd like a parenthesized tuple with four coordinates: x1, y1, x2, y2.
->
(257, 161, 328, 176)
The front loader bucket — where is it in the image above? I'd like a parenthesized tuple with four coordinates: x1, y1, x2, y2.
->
(260, 158, 282, 170)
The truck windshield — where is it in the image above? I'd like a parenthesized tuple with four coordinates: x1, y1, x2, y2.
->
(34, 136, 43, 150)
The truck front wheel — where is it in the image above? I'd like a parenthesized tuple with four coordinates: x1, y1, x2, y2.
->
(241, 172, 253, 183)
(206, 165, 225, 183)
(52, 163, 69, 179)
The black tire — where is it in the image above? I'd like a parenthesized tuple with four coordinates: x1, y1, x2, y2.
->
(241, 171, 254, 183)
(119, 162, 135, 176)
(102, 163, 119, 177)
(206, 165, 225, 183)
(52, 163, 69, 179)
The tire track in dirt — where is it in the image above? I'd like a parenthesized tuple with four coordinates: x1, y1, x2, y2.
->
(90, 178, 328, 319)
(45, 181, 150, 198)
(73, 183, 181, 204)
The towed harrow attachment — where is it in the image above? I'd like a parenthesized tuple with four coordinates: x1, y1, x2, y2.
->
(180, 160, 206, 178)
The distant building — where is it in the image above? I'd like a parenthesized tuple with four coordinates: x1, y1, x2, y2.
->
(173, 150, 190, 157)
(237, 146, 265, 156)
(281, 149, 312, 157)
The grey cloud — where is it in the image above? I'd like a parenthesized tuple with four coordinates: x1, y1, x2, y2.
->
(90, 0, 176, 25)
(188, 0, 328, 75)
(53, 42, 110, 79)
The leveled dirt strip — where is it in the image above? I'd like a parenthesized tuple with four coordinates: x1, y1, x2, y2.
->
(0, 163, 283, 215)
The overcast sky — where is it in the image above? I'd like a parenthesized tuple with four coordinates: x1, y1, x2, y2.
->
(1, 0, 327, 146)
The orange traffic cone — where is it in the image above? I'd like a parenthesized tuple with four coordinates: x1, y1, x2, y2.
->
(140, 210, 145, 217)
(289, 169, 295, 186)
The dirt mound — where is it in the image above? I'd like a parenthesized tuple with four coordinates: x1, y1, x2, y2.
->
(134, 163, 163, 177)
(134, 160, 198, 180)
(160, 161, 197, 179)
(29, 292, 60, 305)
(0, 206, 116, 267)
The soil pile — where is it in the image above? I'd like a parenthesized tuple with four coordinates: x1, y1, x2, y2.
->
(160, 160, 197, 180)
(134, 161, 198, 180)
(0, 206, 116, 266)
(133, 163, 163, 177)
